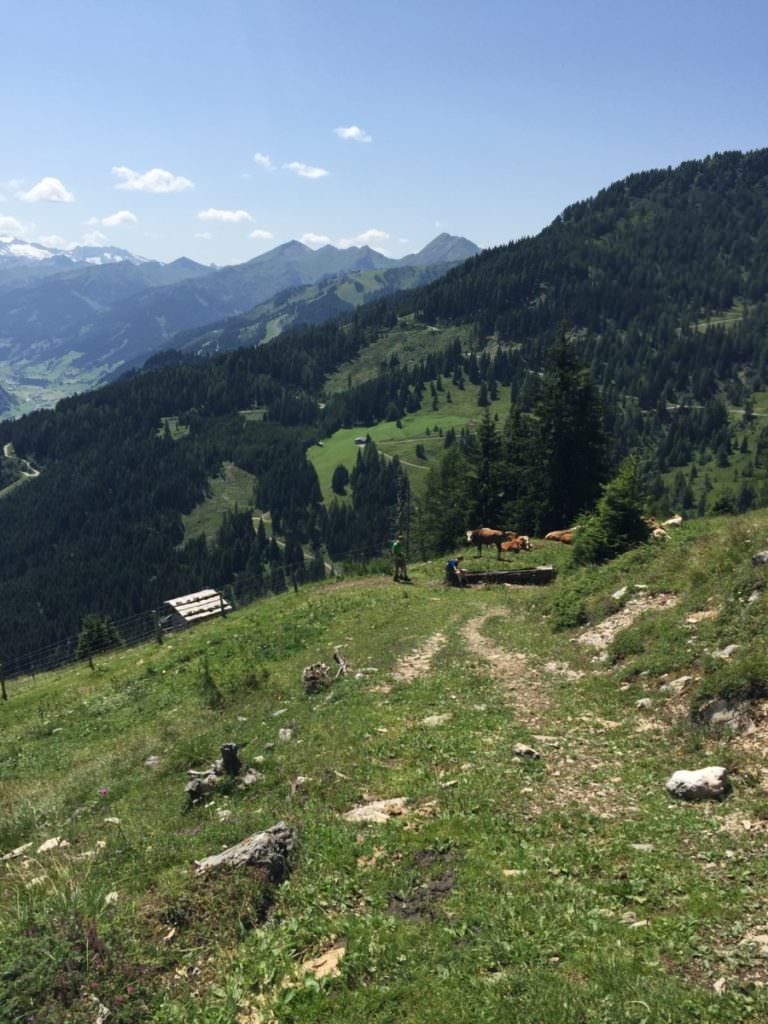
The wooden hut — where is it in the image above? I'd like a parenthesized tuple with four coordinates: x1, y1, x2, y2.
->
(161, 588, 232, 630)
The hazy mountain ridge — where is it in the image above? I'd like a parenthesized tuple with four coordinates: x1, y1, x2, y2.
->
(1, 152, 768, 660)
(0, 235, 479, 410)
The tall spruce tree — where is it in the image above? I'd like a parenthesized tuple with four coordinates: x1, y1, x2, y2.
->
(525, 334, 608, 533)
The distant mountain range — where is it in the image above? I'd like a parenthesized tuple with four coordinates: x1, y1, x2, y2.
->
(0, 233, 479, 414)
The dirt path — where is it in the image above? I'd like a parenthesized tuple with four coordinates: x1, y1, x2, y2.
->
(461, 608, 628, 817)
(393, 631, 448, 683)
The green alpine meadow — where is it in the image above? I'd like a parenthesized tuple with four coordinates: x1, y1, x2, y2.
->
(3, 512, 768, 1023)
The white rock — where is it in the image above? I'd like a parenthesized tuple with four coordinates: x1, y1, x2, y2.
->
(1, 841, 33, 861)
(104, 890, 119, 906)
(216, 808, 233, 822)
(612, 586, 628, 601)
(240, 769, 264, 786)
(342, 797, 409, 823)
(36, 836, 69, 853)
(713, 644, 740, 660)
(144, 755, 161, 769)
(665, 766, 731, 802)
(421, 713, 452, 727)
(513, 743, 540, 760)
(635, 698, 653, 710)
(278, 728, 293, 743)
(660, 675, 692, 696)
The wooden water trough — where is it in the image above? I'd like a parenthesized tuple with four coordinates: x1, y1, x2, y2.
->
(460, 565, 556, 586)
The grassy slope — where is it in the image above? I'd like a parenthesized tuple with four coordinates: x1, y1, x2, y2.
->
(181, 462, 256, 544)
(310, 381, 510, 505)
(3, 515, 768, 1022)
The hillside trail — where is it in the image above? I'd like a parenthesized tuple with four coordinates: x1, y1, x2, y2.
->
(459, 603, 666, 818)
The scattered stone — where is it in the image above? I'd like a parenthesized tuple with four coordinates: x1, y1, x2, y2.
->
(1, 842, 32, 861)
(685, 608, 719, 624)
(713, 644, 740, 660)
(240, 769, 264, 787)
(665, 766, 731, 802)
(278, 728, 293, 743)
(630, 843, 655, 852)
(37, 837, 69, 853)
(660, 675, 692, 696)
(103, 817, 121, 825)
(635, 698, 653, 710)
(421, 713, 452, 727)
(272, 708, 287, 717)
(290, 775, 311, 796)
(264, 742, 275, 752)
(216, 808, 233, 822)
(741, 929, 768, 956)
(502, 868, 525, 877)
(752, 551, 768, 566)
(144, 755, 161, 769)
(696, 698, 755, 734)
(194, 821, 297, 877)
(713, 976, 727, 995)
(103, 890, 119, 906)
(299, 944, 346, 980)
(343, 797, 409, 823)
(513, 743, 540, 760)
(185, 775, 217, 805)
(748, 590, 761, 604)
(612, 586, 628, 600)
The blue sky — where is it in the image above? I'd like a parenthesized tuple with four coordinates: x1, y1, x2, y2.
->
(2, 0, 767, 265)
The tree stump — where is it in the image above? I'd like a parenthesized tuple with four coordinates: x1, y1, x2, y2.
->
(303, 662, 332, 694)
(220, 743, 241, 776)
(194, 821, 297, 879)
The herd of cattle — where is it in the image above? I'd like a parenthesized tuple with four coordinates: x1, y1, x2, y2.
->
(465, 514, 684, 559)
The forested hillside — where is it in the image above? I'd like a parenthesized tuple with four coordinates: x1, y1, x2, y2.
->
(2, 150, 768, 671)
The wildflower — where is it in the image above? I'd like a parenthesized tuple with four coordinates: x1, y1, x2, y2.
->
(98, 787, 109, 797)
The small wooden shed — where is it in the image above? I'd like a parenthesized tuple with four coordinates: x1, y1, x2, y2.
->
(161, 588, 232, 630)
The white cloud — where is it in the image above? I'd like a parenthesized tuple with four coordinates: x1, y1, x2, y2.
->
(285, 162, 329, 179)
(112, 166, 193, 193)
(334, 125, 372, 143)
(18, 176, 75, 203)
(0, 215, 25, 234)
(0, 195, 5, 203)
(338, 228, 390, 253)
(197, 208, 252, 223)
(82, 230, 108, 246)
(101, 209, 138, 227)
(253, 152, 274, 170)
(249, 228, 274, 240)
(38, 234, 75, 250)
(301, 232, 333, 248)
(398, 237, 410, 245)
(194, 231, 213, 240)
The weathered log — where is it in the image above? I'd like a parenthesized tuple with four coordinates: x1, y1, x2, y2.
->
(194, 821, 297, 878)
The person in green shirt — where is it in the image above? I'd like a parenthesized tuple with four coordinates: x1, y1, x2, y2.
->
(392, 533, 409, 582)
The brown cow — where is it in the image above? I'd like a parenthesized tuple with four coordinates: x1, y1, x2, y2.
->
(466, 528, 514, 559)
(500, 535, 532, 554)
(544, 529, 576, 544)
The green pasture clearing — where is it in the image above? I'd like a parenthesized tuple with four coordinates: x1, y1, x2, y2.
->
(181, 461, 256, 544)
(310, 381, 511, 504)
(325, 320, 476, 394)
(3, 512, 768, 1021)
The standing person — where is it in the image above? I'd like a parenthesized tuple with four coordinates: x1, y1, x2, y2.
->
(392, 532, 409, 582)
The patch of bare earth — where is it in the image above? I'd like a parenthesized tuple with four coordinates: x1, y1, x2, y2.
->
(461, 610, 633, 818)
(392, 632, 447, 684)
(577, 593, 679, 651)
